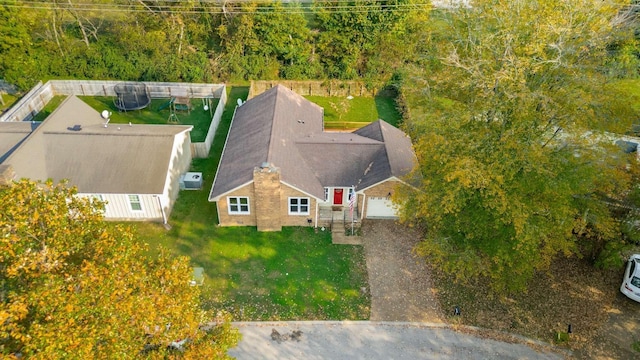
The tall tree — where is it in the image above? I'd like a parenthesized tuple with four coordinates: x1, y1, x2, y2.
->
(0, 180, 239, 358)
(399, 0, 637, 292)
(313, 0, 413, 79)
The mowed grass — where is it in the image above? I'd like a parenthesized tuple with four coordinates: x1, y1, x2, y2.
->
(0, 92, 19, 112)
(132, 86, 370, 321)
(79, 96, 218, 142)
(31, 95, 67, 121)
(305, 94, 402, 129)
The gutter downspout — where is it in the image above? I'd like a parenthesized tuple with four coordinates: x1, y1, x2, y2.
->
(156, 195, 167, 225)
(360, 194, 366, 221)
(315, 201, 318, 228)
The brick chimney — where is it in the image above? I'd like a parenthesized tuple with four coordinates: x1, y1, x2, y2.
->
(253, 163, 282, 231)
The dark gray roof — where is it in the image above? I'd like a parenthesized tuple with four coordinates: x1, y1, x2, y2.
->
(210, 85, 325, 199)
(209, 85, 415, 200)
(356, 120, 416, 181)
(4, 96, 192, 194)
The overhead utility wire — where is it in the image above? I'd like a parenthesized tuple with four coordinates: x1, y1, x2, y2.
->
(2, 0, 433, 14)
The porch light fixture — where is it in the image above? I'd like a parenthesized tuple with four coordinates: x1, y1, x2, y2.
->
(387, 192, 392, 199)
(307, 218, 312, 226)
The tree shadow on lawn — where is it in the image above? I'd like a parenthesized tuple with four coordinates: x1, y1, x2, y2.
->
(431, 255, 621, 350)
(374, 94, 402, 127)
(195, 227, 370, 321)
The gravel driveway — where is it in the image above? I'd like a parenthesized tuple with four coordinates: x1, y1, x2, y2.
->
(362, 220, 444, 323)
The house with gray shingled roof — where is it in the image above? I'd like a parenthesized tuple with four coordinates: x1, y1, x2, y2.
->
(209, 85, 416, 231)
(0, 95, 193, 222)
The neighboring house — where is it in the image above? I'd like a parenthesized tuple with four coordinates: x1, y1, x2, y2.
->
(0, 95, 192, 222)
(209, 85, 416, 231)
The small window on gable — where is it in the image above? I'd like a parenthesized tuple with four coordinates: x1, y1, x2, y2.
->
(128, 195, 143, 212)
(228, 196, 250, 214)
(289, 197, 309, 215)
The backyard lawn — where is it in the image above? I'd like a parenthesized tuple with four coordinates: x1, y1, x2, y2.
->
(0, 92, 19, 112)
(79, 96, 218, 142)
(31, 95, 67, 122)
(132, 86, 371, 321)
(305, 94, 402, 129)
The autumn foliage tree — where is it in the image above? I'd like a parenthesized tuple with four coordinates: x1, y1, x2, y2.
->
(0, 180, 239, 358)
(398, 0, 638, 292)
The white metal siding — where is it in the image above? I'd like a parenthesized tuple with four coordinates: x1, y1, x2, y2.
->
(366, 197, 398, 218)
(163, 130, 192, 218)
(79, 193, 163, 220)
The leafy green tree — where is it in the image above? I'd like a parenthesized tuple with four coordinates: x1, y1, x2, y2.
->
(398, 0, 636, 292)
(216, 1, 317, 80)
(0, 180, 239, 358)
(313, 0, 413, 79)
(0, 1, 41, 90)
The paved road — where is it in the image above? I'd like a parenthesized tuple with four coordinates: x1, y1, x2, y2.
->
(228, 321, 564, 360)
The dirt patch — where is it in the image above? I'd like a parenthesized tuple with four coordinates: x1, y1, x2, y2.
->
(429, 251, 640, 358)
(574, 293, 640, 359)
(361, 220, 444, 322)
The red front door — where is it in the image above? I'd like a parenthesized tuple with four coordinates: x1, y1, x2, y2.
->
(333, 189, 343, 205)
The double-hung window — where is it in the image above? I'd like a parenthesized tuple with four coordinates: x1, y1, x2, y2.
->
(289, 197, 309, 215)
(128, 195, 143, 211)
(228, 196, 250, 214)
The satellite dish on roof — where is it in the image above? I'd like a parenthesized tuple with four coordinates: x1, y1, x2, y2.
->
(237, 98, 243, 107)
(101, 110, 111, 119)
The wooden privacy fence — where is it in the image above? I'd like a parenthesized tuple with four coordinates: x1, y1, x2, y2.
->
(249, 80, 377, 99)
(0, 80, 227, 159)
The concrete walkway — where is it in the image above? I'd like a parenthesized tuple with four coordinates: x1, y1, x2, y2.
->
(228, 321, 564, 360)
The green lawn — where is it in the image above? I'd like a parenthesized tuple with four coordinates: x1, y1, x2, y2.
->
(31, 95, 67, 122)
(305, 95, 402, 129)
(79, 96, 218, 142)
(0, 92, 19, 112)
(132, 86, 371, 321)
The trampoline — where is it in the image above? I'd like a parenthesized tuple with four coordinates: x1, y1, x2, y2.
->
(113, 83, 151, 111)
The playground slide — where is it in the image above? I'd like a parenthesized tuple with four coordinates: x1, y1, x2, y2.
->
(157, 98, 175, 111)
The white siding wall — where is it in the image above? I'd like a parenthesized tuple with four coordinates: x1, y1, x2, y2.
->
(79, 193, 163, 221)
(162, 130, 192, 219)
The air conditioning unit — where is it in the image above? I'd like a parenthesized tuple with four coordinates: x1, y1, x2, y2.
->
(179, 172, 203, 190)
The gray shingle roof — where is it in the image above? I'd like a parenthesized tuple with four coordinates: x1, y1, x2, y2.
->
(209, 85, 415, 200)
(210, 85, 325, 199)
(355, 120, 416, 181)
(3, 95, 192, 194)
(0, 121, 38, 163)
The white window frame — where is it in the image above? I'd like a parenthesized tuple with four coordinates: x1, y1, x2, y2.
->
(128, 194, 143, 212)
(228, 196, 250, 215)
(289, 197, 310, 215)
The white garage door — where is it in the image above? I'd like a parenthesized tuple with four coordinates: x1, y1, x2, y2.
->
(366, 197, 398, 218)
